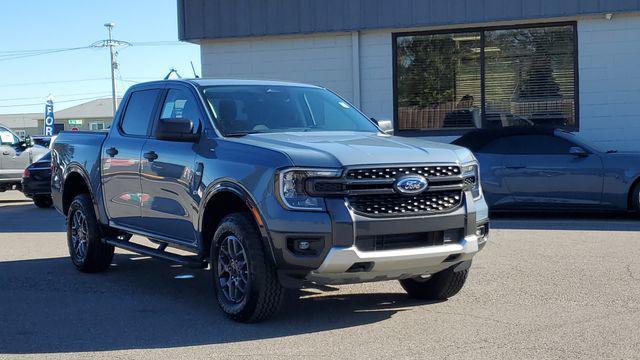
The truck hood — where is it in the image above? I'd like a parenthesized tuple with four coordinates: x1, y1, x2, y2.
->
(233, 131, 474, 167)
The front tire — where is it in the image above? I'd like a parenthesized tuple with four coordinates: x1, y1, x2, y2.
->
(211, 213, 284, 322)
(67, 193, 114, 273)
(33, 195, 53, 208)
(400, 265, 469, 300)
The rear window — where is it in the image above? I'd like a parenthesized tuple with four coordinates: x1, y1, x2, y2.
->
(120, 89, 161, 136)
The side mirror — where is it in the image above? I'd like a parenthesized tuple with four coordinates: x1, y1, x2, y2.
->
(569, 146, 588, 157)
(155, 118, 198, 142)
(375, 119, 394, 135)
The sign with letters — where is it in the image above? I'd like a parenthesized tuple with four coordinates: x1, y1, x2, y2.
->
(44, 98, 54, 136)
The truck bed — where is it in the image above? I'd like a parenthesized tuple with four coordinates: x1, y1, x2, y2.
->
(51, 131, 108, 215)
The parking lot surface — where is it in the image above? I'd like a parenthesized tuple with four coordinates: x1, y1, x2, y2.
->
(1, 191, 639, 359)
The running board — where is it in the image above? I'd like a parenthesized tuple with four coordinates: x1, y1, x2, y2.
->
(104, 237, 207, 269)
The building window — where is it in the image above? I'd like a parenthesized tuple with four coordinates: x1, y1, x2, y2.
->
(394, 23, 577, 133)
(90, 122, 105, 131)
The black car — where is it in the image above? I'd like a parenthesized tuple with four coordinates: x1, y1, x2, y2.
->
(21, 151, 52, 208)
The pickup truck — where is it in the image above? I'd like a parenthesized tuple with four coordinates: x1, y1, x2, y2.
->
(0, 124, 48, 192)
(51, 79, 489, 322)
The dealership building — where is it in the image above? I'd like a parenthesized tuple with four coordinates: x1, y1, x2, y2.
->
(178, 0, 640, 150)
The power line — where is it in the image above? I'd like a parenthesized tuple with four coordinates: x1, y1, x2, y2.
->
(0, 91, 113, 102)
(130, 41, 190, 46)
(0, 95, 113, 108)
(0, 78, 112, 88)
(0, 46, 93, 62)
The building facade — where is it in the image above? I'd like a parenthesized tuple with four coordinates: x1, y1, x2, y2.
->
(179, 0, 640, 150)
(35, 98, 118, 133)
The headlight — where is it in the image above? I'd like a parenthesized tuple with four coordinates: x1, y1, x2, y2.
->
(277, 168, 342, 211)
(462, 162, 482, 200)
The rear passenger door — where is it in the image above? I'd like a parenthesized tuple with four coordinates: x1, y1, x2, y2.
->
(102, 88, 162, 229)
(139, 85, 203, 244)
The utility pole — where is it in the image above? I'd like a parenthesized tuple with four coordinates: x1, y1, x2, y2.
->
(91, 23, 130, 116)
(105, 23, 118, 115)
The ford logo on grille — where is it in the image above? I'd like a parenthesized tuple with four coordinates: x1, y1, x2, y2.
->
(394, 175, 428, 195)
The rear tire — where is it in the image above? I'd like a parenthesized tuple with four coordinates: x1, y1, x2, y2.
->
(400, 265, 469, 300)
(211, 213, 284, 322)
(33, 195, 53, 208)
(67, 193, 114, 273)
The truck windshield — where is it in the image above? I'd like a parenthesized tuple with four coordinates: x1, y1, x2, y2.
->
(202, 85, 379, 135)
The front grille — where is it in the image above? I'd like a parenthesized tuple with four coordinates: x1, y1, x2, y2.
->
(346, 165, 460, 180)
(308, 164, 470, 217)
(349, 191, 462, 216)
(356, 229, 463, 251)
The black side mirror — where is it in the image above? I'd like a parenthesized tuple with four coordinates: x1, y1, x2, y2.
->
(155, 118, 199, 142)
(569, 146, 588, 157)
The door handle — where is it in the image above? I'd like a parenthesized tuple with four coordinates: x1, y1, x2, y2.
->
(143, 151, 158, 162)
(106, 147, 118, 157)
(2, 151, 9, 155)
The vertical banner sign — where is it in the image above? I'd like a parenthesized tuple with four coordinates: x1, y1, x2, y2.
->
(44, 97, 54, 136)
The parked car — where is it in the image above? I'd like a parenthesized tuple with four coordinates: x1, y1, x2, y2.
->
(453, 126, 640, 212)
(51, 79, 489, 322)
(21, 151, 52, 208)
(0, 124, 48, 192)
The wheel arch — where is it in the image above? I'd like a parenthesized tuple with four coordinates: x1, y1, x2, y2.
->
(62, 165, 99, 218)
(627, 175, 640, 211)
(198, 180, 275, 262)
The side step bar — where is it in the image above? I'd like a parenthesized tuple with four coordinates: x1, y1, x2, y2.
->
(104, 237, 207, 269)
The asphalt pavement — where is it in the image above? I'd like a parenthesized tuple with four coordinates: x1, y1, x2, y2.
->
(1, 191, 639, 359)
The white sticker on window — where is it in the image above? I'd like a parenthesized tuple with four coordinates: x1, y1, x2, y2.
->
(338, 101, 350, 109)
(0, 131, 14, 144)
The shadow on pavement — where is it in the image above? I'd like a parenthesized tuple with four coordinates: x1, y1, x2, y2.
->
(0, 203, 65, 233)
(0, 254, 423, 354)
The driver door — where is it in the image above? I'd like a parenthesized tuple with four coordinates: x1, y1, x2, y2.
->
(502, 134, 604, 208)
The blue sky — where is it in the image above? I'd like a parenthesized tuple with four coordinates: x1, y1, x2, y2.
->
(0, 0, 201, 114)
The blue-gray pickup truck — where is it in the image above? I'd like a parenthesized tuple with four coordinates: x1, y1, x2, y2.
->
(51, 79, 489, 322)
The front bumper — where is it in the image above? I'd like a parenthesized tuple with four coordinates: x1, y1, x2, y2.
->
(307, 233, 482, 284)
(268, 190, 489, 286)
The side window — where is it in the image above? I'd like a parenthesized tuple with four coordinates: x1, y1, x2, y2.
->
(160, 89, 201, 133)
(510, 135, 574, 155)
(0, 127, 18, 145)
(120, 89, 161, 136)
(479, 137, 515, 154)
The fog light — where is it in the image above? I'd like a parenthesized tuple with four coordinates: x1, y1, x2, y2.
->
(475, 224, 489, 238)
(297, 240, 310, 251)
